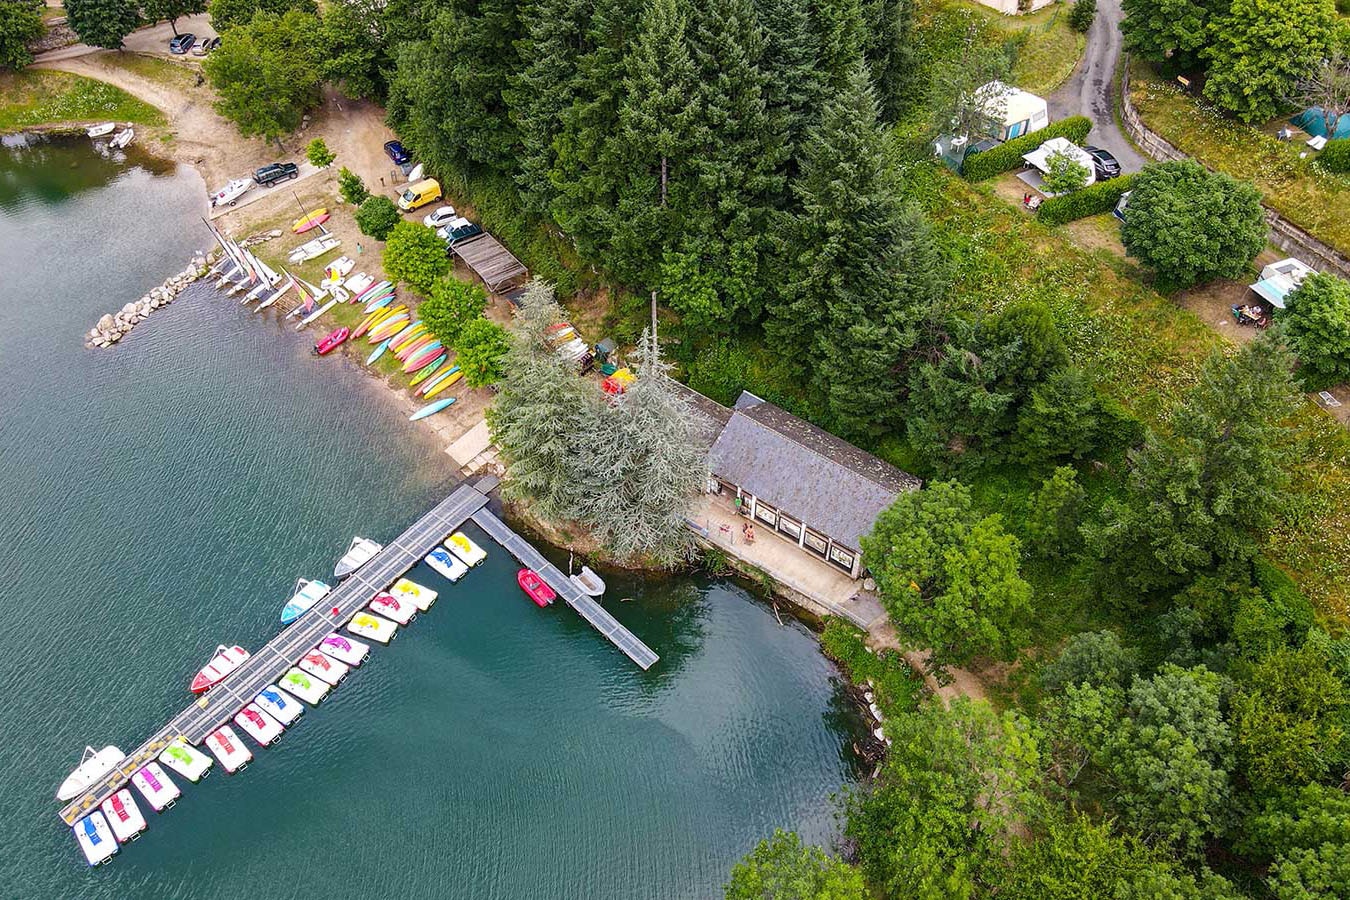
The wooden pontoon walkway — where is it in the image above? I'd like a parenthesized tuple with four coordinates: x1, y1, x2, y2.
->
(470, 509, 660, 670)
(58, 476, 657, 827)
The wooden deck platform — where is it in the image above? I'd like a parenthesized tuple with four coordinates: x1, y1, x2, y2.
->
(451, 233, 528, 292)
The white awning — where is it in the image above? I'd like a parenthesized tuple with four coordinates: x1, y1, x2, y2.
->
(1249, 276, 1294, 309)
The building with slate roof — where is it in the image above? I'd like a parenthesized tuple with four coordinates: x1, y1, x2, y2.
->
(702, 392, 921, 579)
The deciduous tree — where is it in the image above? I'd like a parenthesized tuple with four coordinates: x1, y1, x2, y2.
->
(1279, 272, 1350, 387)
(1026, 466, 1087, 558)
(456, 316, 511, 387)
(142, 0, 205, 35)
(65, 0, 139, 50)
(305, 137, 334, 168)
(381, 220, 449, 294)
(354, 195, 400, 240)
(208, 0, 314, 32)
(420, 277, 487, 347)
(1042, 148, 1090, 195)
(338, 167, 368, 206)
(1119, 0, 1222, 72)
(0, 0, 43, 70)
(203, 9, 321, 142)
(725, 830, 866, 899)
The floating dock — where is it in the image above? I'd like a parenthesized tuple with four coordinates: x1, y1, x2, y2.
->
(58, 476, 658, 827)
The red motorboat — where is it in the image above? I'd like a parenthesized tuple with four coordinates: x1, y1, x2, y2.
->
(190, 645, 249, 693)
(315, 327, 350, 355)
(517, 568, 556, 607)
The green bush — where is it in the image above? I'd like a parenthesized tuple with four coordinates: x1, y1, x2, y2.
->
(1252, 556, 1315, 641)
(820, 619, 923, 716)
(354, 195, 400, 241)
(338, 167, 368, 206)
(1318, 138, 1350, 174)
(305, 137, 335, 168)
(1037, 174, 1135, 225)
(1068, 0, 1096, 32)
(961, 116, 1093, 181)
(382, 220, 449, 294)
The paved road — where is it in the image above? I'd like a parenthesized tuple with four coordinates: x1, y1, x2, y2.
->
(1048, 0, 1147, 174)
(207, 163, 324, 219)
(37, 14, 217, 63)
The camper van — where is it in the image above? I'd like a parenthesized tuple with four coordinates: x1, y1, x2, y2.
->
(398, 179, 442, 212)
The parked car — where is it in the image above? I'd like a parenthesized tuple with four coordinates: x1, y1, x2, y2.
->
(440, 217, 483, 248)
(168, 33, 196, 55)
(384, 140, 411, 166)
(1084, 146, 1122, 180)
(422, 206, 457, 230)
(254, 162, 300, 187)
(397, 178, 442, 212)
(192, 36, 221, 56)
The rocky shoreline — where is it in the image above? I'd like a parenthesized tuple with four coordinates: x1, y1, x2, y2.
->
(85, 254, 209, 348)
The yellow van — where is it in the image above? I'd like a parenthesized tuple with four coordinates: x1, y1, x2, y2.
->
(397, 178, 442, 212)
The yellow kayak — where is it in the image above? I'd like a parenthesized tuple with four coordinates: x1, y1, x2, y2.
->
(358, 303, 404, 336)
(423, 367, 463, 398)
(292, 208, 330, 234)
(390, 323, 427, 351)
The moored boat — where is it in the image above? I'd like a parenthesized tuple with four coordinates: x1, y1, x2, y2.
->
(87, 122, 116, 138)
(295, 297, 339, 330)
(130, 763, 179, 811)
(190, 645, 249, 693)
(288, 234, 340, 264)
(74, 812, 118, 866)
(322, 255, 355, 286)
(204, 726, 252, 773)
(110, 127, 134, 149)
(100, 789, 146, 842)
(446, 532, 487, 566)
(424, 547, 468, 582)
(390, 577, 437, 612)
(57, 745, 125, 801)
(298, 649, 350, 684)
(255, 686, 304, 725)
(315, 326, 349, 355)
(158, 738, 213, 782)
(234, 704, 284, 746)
(518, 568, 556, 607)
(319, 633, 370, 666)
(347, 612, 397, 644)
(334, 536, 382, 579)
(279, 667, 331, 704)
(570, 565, 606, 597)
(280, 578, 331, 625)
(409, 397, 456, 421)
(369, 591, 415, 625)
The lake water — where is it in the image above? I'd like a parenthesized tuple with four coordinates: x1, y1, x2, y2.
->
(0, 134, 863, 898)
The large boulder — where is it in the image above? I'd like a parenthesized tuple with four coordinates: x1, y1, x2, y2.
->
(97, 313, 115, 331)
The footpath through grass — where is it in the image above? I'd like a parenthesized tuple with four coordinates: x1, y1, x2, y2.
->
(1128, 61, 1350, 258)
(0, 70, 165, 132)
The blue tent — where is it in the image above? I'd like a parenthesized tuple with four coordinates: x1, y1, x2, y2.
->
(1291, 107, 1350, 140)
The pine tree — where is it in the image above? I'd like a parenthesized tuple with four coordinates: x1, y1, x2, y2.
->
(754, 0, 822, 169)
(607, 0, 702, 289)
(65, 0, 139, 50)
(574, 330, 707, 566)
(810, 0, 864, 91)
(861, 0, 919, 123)
(770, 63, 944, 438)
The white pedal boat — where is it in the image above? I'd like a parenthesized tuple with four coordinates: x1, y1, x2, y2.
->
(347, 611, 397, 644)
(391, 577, 437, 612)
(334, 536, 382, 579)
(256, 685, 304, 725)
(425, 547, 468, 582)
(159, 738, 212, 782)
(318, 633, 370, 666)
(204, 726, 252, 773)
(298, 649, 350, 685)
(234, 704, 284, 746)
(279, 667, 331, 704)
(369, 591, 415, 625)
(57, 745, 125, 801)
(74, 811, 118, 865)
(446, 531, 487, 566)
(131, 763, 179, 811)
(100, 788, 146, 842)
(344, 272, 375, 295)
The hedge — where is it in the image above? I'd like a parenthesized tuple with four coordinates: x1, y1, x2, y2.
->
(1036, 173, 1135, 226)
(961, 115, 1093, 181)
(1318, 138, 1350, 174)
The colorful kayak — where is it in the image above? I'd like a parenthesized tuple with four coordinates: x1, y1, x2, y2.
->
(204, 726, 252, 773)
(409, 397, 456, 421)
(368, 315, 413, 343)
(369, 591, 415, 625)
(292, 208, 330, 233)
(419, 365, 460, 397)
(315, 326, 349, 355)
(390, 322, 428, 348)
(158, 739, 212, 782)
(190, 645, 249, 693)
(365, 338, 392, 365)
(347, 611, 397, 644)
(408, 354, 446, 385)
(281, 578, 331, 625)
(57, 745, 125, 801)
(74, 812, 118, 866)
(363, 292, 397, 312)
(279, 667, 331, 704)
(422, 367, 463, 399)
(299, 649, 350, 685)
(518, 568, 556, 607)
(335, 536, 382, 578)
(255, 686, 304, 725)
(131, 763, 179, 812)
(391, 577, 438, 612)
(234, 704, 284, 746)
(101, 789, 147, 843)
(355, 279, 392, 305)
(424, 546, 468, 582)
(404, 344, 444, 372)
(319, 632, 370, 666)
(353, 304, 399, 339)
(396, 335, 436, 361)
(447, 532, 487, 566)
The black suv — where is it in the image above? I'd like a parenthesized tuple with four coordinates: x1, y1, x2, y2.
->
(1084, 146, 1122, 180)
(254, 162, 299, 187)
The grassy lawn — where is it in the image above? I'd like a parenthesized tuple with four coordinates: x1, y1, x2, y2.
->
(100, 52, 199, 90)
(960, 1, 1086, 95)
(42, 4, 65, 22)
(0, 70, 165, 132)
(1128, 61, 1350, 257)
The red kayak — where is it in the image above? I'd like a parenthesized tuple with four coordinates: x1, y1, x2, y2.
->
(517, 568, 556, 607)
(315, 327, 349, 355)
(191, 645, 250, 693)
